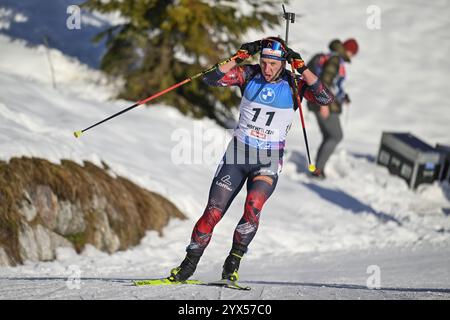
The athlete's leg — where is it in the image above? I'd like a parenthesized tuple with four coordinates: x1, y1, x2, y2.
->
(170, 161, 249, 281)
(221, 173, 278, 280)
(187, 163, 247, 255)
(232, 173, 278, 252)
(314, 112, 343, 173)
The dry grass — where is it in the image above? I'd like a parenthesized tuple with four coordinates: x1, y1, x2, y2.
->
(0, 157, 186, 265)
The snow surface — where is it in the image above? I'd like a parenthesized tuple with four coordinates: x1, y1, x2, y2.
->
(0, 0, 449, 300)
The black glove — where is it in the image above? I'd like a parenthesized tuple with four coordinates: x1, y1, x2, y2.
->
(284, 48, 307, 74)
(343, 93, 351, 104)
(240, 40, 261, 55)
(235, 40, 261, 64)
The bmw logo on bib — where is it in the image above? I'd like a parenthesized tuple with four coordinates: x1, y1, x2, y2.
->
(259, 87, 275, 104)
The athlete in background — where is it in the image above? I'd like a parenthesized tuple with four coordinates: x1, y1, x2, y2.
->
(307, 38, 359, 179)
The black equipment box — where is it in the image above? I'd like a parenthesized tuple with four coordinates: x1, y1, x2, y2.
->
(436, 144, 450, 183)
(377, 132, 441, 189)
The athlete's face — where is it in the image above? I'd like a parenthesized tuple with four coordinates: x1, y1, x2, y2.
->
(260, 58, 284, 82)
(346, 50, 354, 60)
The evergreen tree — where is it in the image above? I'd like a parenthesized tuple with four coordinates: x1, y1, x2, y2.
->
(83, 0, 286, 126)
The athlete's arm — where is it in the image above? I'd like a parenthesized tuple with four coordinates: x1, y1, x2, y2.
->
(300, 68, 319, 86)
(219, 60, 238, 74)
(300, 74, 334, 106)
(202, 64, 246, 87)
(203, 40, 261, 87)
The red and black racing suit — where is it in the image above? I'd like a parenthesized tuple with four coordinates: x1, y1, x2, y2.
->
(186, 64, 334, 256)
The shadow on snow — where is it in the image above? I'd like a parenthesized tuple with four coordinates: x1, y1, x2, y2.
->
(3, 277, 450, 294)
(287, 150, 402, 226)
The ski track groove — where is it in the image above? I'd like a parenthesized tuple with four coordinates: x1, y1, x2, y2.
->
(2, 276, 450, 300)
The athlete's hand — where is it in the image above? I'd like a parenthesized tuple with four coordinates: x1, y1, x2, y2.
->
(319, 105, 330, 119)
(240, 40, 261, 55)
(235, 40, 261, 63)
(343, 93, 351, 104)
(284, 47, 307, 74)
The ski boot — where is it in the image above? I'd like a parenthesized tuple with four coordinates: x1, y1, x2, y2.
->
(168, 252, 201, 282)
(310, 167, 326, 180)
(221, 248, 245, 282)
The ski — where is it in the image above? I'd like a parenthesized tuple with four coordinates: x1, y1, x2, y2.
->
(133, 278, 251, 290)
(133, 278, 203, 286)
(203, 279, 251, 291)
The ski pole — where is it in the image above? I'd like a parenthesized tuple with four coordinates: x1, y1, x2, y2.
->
(74, 54, 240, 138)
(289, 62, 316, 173)
(282, 4, 316, 172)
